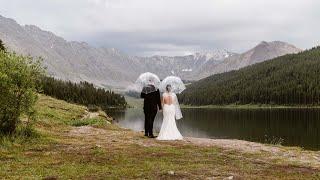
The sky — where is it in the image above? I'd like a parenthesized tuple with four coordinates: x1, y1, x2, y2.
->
(0, 0, 319, 56)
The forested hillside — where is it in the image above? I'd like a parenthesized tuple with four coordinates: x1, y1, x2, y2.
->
(40, 76, 127, 109)
(180, 47, 320, 106)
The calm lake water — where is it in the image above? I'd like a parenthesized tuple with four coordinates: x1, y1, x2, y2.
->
(106, 108, 320, 150)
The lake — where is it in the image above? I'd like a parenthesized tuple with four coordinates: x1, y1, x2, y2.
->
(106, 108, 320, 150)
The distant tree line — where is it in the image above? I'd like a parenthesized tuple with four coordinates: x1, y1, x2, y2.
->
(179, 46, 320, 106)
(40, 76, 127, 109)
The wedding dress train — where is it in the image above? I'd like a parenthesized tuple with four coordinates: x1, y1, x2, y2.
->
(157, 93, 183, 140)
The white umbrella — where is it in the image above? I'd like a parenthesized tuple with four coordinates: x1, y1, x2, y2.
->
(135, 72, 161, 94)
(160, 76, 186, 94)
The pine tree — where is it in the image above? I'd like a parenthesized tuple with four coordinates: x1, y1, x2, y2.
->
(40, 76, 127, 109)
(0, 39, 5, 51)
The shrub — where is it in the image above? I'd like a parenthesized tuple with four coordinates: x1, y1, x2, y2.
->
(0, 51, 43, 134)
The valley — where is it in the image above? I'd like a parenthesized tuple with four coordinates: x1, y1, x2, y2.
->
(1, 2, 320, 179)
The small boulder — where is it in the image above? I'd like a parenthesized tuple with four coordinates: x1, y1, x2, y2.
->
(205, 177, 216, 180)
(95, 144, 102, 148)
(223, 176, 233, 180)
(43, 176, 58, 180)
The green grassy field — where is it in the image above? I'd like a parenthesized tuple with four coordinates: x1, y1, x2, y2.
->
(0, 95, 319, 179)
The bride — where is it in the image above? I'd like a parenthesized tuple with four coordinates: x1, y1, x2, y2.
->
(157, 84, 183, 140)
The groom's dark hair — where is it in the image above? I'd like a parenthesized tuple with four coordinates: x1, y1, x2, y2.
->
(166, 84, 172, 92)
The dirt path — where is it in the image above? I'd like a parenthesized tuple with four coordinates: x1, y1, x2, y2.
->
(68, 126, 320, 170)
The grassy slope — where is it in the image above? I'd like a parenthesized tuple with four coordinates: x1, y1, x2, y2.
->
(0, 95, 319, 179)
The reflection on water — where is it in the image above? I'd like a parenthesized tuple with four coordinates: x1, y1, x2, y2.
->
(106, 108, 320, 150)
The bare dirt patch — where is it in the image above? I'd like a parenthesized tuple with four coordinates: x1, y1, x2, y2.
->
(184, 137, 320, 169)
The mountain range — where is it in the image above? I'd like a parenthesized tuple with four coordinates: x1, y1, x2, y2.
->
(0, 15, 301, 90)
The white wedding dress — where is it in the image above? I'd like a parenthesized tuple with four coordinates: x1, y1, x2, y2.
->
(157, 92, 183, 140)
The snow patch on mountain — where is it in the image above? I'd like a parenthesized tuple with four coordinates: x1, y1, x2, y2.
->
(182, 68, 193, 72)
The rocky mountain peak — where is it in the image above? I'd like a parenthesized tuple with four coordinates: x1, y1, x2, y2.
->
(193, 49, 235, 62)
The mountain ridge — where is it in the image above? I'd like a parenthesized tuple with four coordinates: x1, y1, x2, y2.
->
(0, 15, 302, 89)
(194, 41, 302, 79)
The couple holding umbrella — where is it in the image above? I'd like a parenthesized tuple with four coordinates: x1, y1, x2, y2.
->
(136, 72, 185, 140)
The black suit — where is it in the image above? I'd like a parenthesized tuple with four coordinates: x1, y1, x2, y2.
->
(141, 89, 162, 136)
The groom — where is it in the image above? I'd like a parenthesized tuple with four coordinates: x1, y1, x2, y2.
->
(141, 83, 162, 138)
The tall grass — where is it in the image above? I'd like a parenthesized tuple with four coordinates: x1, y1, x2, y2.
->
(0, 125, 40, 149)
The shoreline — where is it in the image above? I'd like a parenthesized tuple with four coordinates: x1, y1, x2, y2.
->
(118, 123, 320, 152)
(114, 105, 320, 110)
(180, 104, 320, 109)
(78, 123, 320, 169)
(124, 95, 320, 109)
(3, 95, 319, 179)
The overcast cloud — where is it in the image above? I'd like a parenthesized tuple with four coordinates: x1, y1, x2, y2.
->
(0, 0, 319, 56)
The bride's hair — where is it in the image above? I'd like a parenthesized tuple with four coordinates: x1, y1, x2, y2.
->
(166, 84, 172, 92)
